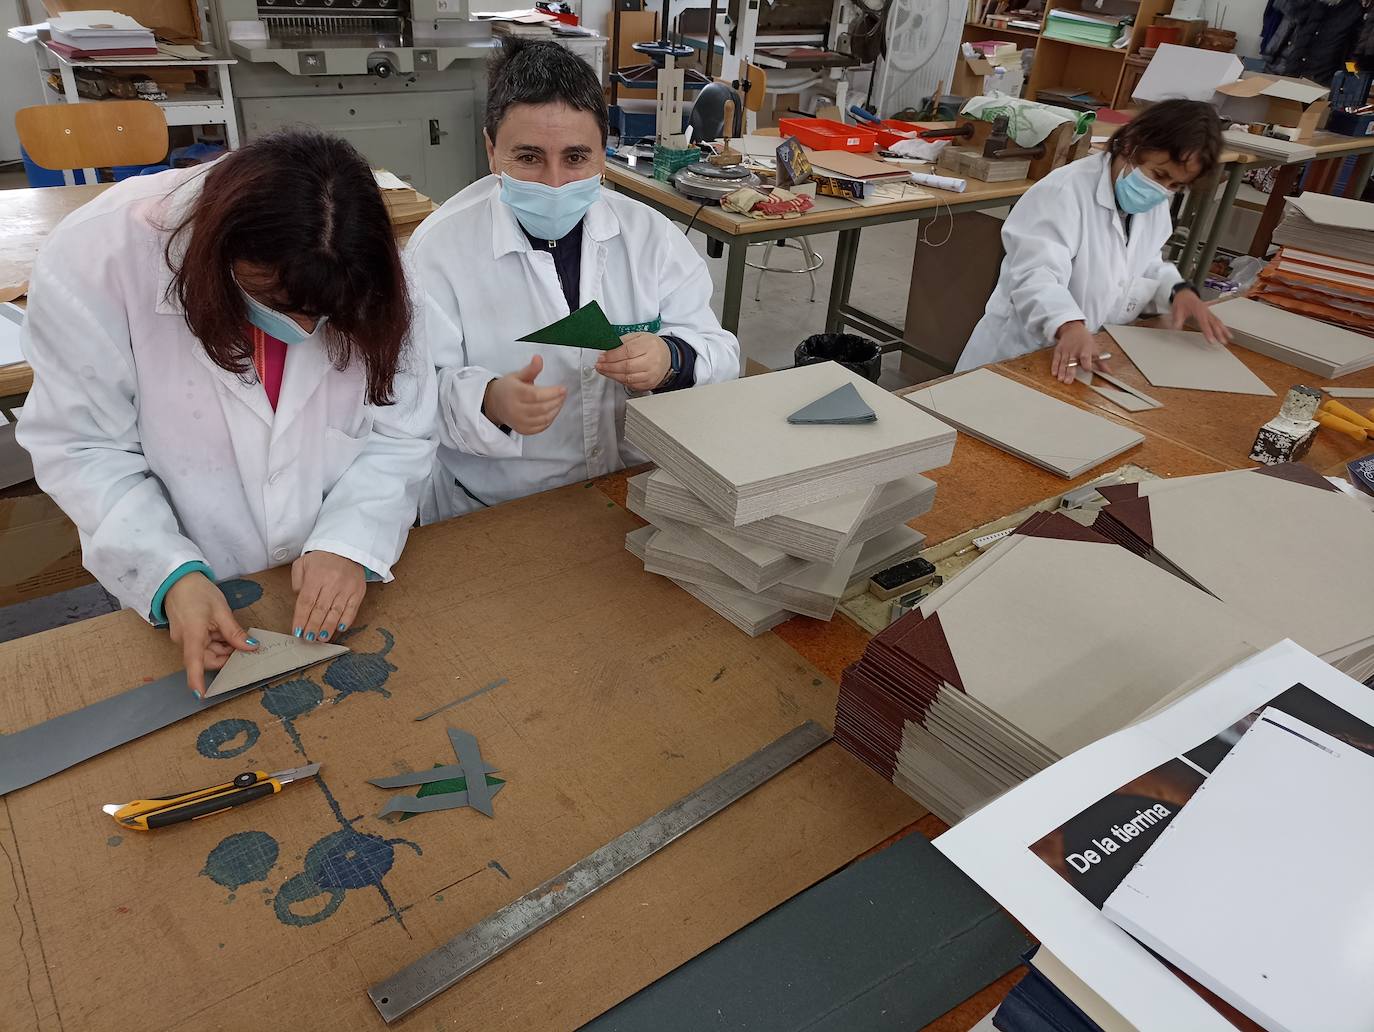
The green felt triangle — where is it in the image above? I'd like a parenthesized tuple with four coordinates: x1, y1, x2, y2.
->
(518, 300, 621, 351)
(398, 768, 507, 822)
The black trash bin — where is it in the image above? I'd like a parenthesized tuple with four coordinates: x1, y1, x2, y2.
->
(794, 333, 882, 383)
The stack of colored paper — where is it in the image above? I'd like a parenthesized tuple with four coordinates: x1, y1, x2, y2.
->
(1042, 8, 1125, 45)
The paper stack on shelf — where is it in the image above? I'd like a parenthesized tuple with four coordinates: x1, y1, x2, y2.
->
(834, 511, 1280, 824)
(473, 9, 559, 37)
(1093, 464, 1374, 681)
(936, 640, 1374, 1032)
(1211, 296, 1374, 377)
(904, 368, 1144, 478)
(373, 170, 436, 241)
(47, 10, 155, 57)
(1271, 192, 1374, 264)
(625, 363, 955, 525)
(1042, 8, 1125, 45)
(621, 363, 953, 635)
(1253, 247, 1374, 335)
(1221, 127, 1318, 162)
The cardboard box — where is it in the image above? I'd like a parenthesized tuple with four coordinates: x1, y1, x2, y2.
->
(42, 0, 202, 43)
(1133, 43, 1243, 103)
(0, 488, 92, 609)
(1215, 73, 1330, 140)
(952, 53, 1024, 98)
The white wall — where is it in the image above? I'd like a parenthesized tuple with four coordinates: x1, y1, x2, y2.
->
(1, 0, 45, 162)
(1213, 0, 1268, 62)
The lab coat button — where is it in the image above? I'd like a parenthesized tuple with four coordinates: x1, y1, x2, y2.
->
(582, 367, 593, 381)
(590, 445, 602, 458)
(269, 471, 284, 485)
(272, 547, 289, 561)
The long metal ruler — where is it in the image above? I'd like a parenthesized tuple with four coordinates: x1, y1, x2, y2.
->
(368, 720, 832, 1023)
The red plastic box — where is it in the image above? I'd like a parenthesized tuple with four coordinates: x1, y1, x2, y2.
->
(777, 117, 878, 153)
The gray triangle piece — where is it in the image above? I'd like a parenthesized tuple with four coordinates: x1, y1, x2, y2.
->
(786, 383, 877, 425)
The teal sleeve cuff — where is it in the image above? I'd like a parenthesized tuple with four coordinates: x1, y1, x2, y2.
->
(150, 561, 215, 626)
(364, 566, 381, 583)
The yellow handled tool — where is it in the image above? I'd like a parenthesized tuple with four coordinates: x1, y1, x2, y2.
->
(1320, 400, 1374, 433)
(1316, 410, 1369, 442)
(102, 763, 320, 831)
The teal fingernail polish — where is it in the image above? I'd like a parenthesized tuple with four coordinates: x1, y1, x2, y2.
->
(294, 628, 302, 637)
(338, 623, 347, 632)
(319, 630, 329, 640)
(306, 632, 315, 641)
(246, 637, 259, 646)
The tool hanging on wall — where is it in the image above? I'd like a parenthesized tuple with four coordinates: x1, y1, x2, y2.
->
(103, 764, 321, 831)
(367, 721, 832, 1023)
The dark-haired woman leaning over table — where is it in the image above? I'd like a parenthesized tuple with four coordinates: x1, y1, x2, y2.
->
(958, 99, 1233, 383)
(18, 130, 437, 694)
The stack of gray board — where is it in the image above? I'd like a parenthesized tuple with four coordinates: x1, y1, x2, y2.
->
(621, 363, 953, 635)
(834, 511, 1283, 824)
(1211, 297, 1374, 379)
(625, 363, 956, 525)
(1272, 192, 1374, 264)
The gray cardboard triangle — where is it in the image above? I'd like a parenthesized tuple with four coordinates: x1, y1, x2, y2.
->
(787, 383, 877, 425)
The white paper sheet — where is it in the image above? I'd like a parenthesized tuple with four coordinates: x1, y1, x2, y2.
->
(935, 641, 1374, 1032)
(1104, 708, 1374, 1032)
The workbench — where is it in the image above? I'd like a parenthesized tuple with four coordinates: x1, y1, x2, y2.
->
(1180, 131, 1374, 290)
(602, 161, 1035, 357)
(4, 321, 1369, 1029)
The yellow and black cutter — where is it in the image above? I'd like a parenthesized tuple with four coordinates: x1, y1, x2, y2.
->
(102, 763, 320, 831)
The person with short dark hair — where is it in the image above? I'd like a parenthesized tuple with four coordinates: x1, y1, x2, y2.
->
(409, 38, 740, 521)
(18, 130, 438, 694)
(959, 99, 1232, 381)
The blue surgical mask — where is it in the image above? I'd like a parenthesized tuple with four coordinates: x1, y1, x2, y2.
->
(240, 287, 324, 346)
(499, 172, 601, 241)
(1114, 166, 1172, 215)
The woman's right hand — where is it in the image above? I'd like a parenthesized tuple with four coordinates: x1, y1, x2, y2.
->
(164, 572, 257, 697)
(482, 355, 567, 435)
(1051, 321, 1111, 385)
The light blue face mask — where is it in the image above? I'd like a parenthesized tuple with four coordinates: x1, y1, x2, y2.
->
(239, 285, 324, 346)
(499, 172, 602, 242)
(1114, 165, 1172, 215)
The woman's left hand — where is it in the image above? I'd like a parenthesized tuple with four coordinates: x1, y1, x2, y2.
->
(1170, 289, 1232, 346)
(291, 551, 365, 641)
(596, 332, 671, 391)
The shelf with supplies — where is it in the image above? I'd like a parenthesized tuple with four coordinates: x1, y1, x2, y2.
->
(27, 37, 241, 177)
(963, 20, 1042, 41)
(1025, 0, 1171, 109)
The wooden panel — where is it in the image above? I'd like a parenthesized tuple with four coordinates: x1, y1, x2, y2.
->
(0, 483, 923, 1032)
(15, 101, 167, 172)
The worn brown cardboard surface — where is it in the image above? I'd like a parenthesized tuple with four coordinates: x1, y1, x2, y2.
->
(0, 482, 923, 1032)
(0, 490, 92, 608)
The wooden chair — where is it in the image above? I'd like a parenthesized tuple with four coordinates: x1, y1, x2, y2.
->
(15, 101, 168, 186)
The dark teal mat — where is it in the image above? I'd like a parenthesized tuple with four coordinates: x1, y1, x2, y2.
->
(581, 830, 1030, 1032)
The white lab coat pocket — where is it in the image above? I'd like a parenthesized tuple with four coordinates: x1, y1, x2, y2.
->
(322, 417, 373, 491)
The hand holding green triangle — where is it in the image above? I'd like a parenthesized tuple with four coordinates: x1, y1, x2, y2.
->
(519, 300, 622, 351)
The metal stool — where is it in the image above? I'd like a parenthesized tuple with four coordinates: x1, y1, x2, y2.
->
(748, 237, 825, 302)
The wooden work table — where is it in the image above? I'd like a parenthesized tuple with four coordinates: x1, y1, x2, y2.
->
(3, 335, 1359, 1030)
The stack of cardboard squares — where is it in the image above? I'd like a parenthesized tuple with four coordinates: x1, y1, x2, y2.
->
(1092, 464, 1374, 682)
(834, 511, 1282, 824)
(622, 363, 955, 635)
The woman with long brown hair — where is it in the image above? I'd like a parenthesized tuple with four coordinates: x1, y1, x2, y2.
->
(18, 130, 437, 694)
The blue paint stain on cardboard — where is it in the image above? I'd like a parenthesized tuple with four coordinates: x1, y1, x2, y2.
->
(202, 831, 280, 890)
(323, 627, 397, 701)
(107, 835, 122, 847)
(196, 718, 261, 759)
(260, 678, 323, 720)
(218, 578, 263, 610)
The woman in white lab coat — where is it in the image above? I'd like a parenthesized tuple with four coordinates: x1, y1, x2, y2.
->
(959, 99, 1232, 383)
(19, 130, 437, 694)
(409, 39, 740, 521)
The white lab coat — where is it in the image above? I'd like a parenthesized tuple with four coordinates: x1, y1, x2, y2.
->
(957, 151, 1183, 371)
(17, 165, 438, 621)
(407, 175, 740, 522)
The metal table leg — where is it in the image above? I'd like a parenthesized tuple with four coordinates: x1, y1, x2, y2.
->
(1176, 164, 1222, 279)
(825, 228, 860, 333)
(1190, 162, 1245, 289)
(720, 238, 748, 335)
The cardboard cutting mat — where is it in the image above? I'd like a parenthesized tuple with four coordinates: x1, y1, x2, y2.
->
(0, 483, 922, 1032)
